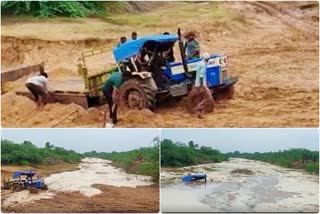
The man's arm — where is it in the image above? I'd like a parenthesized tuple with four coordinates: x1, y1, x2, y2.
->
(192, 41, 200, 57)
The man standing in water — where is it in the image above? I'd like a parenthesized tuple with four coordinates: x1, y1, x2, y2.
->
(25, 72, 50, 111)
(102, 71, 123, 127)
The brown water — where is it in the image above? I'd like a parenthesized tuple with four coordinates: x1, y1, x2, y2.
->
(161, 158, 319, 212)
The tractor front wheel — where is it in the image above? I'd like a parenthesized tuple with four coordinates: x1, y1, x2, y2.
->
(213, 85, 235, 101)
(118, 79, 156, 111)
(187, 87, 214, 114)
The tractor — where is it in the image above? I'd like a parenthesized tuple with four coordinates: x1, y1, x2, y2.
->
(113, 29, 238, 112)
(3, 171, 48, 193)
(13, 29, 237, 113)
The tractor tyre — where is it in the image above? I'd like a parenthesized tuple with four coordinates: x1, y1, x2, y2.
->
(213, 85, 235, 101)
(118, 79, 156, 111)
(41, 185, 48, 190)
(187, 87, 214, 114)
(12, 184, 23, 192)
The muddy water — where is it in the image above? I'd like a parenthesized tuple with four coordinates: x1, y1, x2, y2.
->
(161, 158, 319, 212)
(2, 158, 153, 208)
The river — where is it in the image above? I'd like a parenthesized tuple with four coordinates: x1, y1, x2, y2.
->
(161, 158, 319, 212)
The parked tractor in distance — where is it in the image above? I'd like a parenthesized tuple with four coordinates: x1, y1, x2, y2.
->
(3, 171, 48, 193)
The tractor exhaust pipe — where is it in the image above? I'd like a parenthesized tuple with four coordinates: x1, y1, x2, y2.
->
(178, 28, 188, 73)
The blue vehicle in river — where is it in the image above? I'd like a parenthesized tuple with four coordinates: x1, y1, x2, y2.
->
(113, 29, 238, 112)
(3, 171, 48, 193)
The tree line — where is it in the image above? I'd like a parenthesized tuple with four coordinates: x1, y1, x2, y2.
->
(226, 148, 319, 174)
(84, 137, 160, 182)
(1, 1, 122, 18)
(1, 139, 83, 165)
(161, 139, 228, 167)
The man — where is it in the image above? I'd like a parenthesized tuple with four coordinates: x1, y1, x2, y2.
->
(131, 32, 138, 40)
(102, 71, 123, 126)
(184, 31, 200, 60)
(195, 53, 210, 88)
(193, 53, 213, 118)
(25, 72, 50, 111)
(117, 36, 127, 47)
(163, 32, 175, 63)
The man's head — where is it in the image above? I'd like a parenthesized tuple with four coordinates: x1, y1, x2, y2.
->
(185, 31, 196, 41)
(163, 32, 170, 35)
(202, 53, 210, 63)
(40, 72, 48, 78)
(120, 36, 127, 44)
(131, 32, 137, 40)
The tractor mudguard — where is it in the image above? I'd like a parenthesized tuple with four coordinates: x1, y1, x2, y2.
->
(219, 76, 238, 89)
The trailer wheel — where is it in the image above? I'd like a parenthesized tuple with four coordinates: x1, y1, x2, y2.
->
(187, 87, 214, 114)
(213, 85, 235, 101)
(12, 183, 23, 192)
(119, 79, 156, 111)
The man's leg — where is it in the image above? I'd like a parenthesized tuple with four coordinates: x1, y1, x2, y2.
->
(111, 103, 118, 124)
(25, 83, 40, 109)
(103, 86, 113, 120)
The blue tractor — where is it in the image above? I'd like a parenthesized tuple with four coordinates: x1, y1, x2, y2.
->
(182, 173, 207, 182)
(9, 171, 48, 193)
(113, 29, 238, 112)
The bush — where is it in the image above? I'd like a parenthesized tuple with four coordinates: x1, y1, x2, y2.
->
(305, 163, 319, 175)
(1, 1, 109, 18)
(227, 148, 319, 174)
(1, 139, 83, 165)
(161, 139, 228, 167)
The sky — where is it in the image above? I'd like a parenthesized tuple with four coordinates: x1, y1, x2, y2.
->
(1, 129, 159, 153)
(161, 128, 319, 153)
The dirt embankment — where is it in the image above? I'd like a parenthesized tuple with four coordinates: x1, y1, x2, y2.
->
(3, 184, 159, 213)
(1, 1, 319, 128)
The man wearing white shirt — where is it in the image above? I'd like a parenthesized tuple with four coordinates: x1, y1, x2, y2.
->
(25, 72, 50, 110)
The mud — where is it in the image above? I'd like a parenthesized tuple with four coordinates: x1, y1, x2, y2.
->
(1, 158, 159, 213)
(161, 158, 319, 212)
(1, 2, 319, 128)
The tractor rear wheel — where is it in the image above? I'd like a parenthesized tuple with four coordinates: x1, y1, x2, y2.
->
(213, 85, 235, 101)
(12, 183, 23, 192)
(187, 87, 214, 114)
(118, 79, 156, 111)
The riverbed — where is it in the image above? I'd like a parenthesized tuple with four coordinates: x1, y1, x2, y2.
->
(2, 157, 153, 208)
(161, 158, 319, 212)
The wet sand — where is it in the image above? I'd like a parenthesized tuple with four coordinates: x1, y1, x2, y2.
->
(161, 158, 319, 212)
